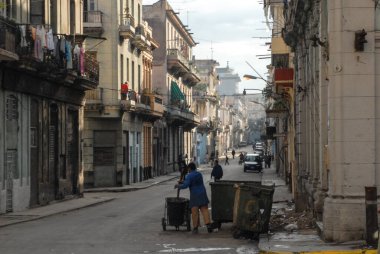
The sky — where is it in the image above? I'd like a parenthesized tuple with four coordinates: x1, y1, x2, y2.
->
(143, 0, 272, 93)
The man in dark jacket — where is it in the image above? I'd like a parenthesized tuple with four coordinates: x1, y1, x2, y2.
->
(175, 162, 213, 234)
(211, 160, 223, 181)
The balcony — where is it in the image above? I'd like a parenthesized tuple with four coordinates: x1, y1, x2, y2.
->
(197, 117, 212, 133)
(120, 90, 137, 111)
(167, 49, 190, 76)
(83, 11, 104, 36)
(0, 17, 19, 61)
(182, 64, 201, 87)
(167, 107, 200, 131)
(132, 24, 152, 51)
(135, 92, 164, 120)
(3, 23, 99, 90)
(119, 15, 135, 39)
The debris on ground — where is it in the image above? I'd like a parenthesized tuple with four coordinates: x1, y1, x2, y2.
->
(270, 201, 316, 232)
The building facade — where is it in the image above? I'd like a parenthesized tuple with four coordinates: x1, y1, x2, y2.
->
(143, 0, 200, 173)
(83, 0, 162, 187)
(279, 0, 380, 242)
(0, 0, 99, 213)
(193, 59, 220, 164)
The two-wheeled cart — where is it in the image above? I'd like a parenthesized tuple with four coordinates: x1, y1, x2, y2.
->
(161, 196, 191, 231)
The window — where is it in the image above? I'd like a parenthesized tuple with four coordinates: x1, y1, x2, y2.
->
(30, 0, 44, 24)
(138, 64, 141, 92)
(6, 95, 18, 120)
(131, 0, 134, 17)
(120, 54, 124, 84)
(132, 60, 135, 90)
(127, 58, 130, 82)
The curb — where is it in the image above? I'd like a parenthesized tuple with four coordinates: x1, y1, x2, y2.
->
(0, 197, 115, 228)
(259, 250, 377, 254)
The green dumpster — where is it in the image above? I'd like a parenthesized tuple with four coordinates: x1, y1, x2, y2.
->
(209, 180, 261, 228)
(232, 184, 275, 239)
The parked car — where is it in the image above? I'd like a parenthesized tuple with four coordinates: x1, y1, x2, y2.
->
(238, 141, 247, 147)
(243, 153, 263, 172)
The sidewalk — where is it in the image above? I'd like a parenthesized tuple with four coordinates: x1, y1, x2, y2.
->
(259, 166, 377, 254)
(0, 172, 180, 228)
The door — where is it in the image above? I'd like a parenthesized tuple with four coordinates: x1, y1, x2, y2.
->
(30, 99, 39, 207)
(94, 131, 116, 187)
(5, 150, 16, 213)
(49, 104, 59, 199)
(67, 110, 79, 194)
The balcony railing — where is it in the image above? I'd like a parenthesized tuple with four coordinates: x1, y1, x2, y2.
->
(0, 17, 19, 61)
(7, 24, 100, 86)
(84, 11, 103, 24)
(167, 48, 190, 70)
(119, 15, 135, 39)
(83, 11, 104, 36)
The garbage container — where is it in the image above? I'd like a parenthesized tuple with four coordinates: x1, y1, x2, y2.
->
(209, 180, 261, 228)
(162, 197, 191, 231)
(232, 184, 274, 239)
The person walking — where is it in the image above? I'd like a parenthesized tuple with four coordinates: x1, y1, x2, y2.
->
(175, 162, 214, 234)
(231, 149, 236, 159)
(225, 154, 229, 165)
(211, 160, 223, 181)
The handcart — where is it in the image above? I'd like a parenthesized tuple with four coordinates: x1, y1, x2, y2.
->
(161, 196, 191, 231)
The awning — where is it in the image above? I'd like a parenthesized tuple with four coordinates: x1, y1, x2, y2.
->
(171, 81, 185, 103)
(274, 68, 294, 88)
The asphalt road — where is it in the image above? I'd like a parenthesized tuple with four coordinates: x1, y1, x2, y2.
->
(0, 150, 263, 254)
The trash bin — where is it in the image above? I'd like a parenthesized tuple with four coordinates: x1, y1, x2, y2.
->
(162, 197, 191, 231)
(209, 180, 261, 228)
(232, 184, 274, 239)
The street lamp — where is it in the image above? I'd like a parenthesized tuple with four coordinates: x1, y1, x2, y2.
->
(243, 88, 263, 95)
(243, 74, 259, 80)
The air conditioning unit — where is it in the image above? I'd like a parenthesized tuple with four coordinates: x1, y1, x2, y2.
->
(120, 99, 135, 110)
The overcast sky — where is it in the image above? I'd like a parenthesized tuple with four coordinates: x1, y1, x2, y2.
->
(143, 0, 272, 93)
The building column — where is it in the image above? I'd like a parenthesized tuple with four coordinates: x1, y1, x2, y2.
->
(323, 0, 377, 242)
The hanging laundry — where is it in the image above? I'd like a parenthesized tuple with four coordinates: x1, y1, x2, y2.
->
(30, 26, 36, 41)
(59, 37, 66, 66)
(20, 25, 27, 48)
(65, 40, 73, 69)
(73, 44, 81, 71)
(53, 35, 60, 60)
(40, 25, 46, 48)
(34, 25, 44, 61)
(46, 29, 55, 51)
(80, 46, 85, 75)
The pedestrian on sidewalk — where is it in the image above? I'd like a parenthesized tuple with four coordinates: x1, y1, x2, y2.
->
(224, 154, 229, 165)
(264, 154, 271, 168)
(231, 149, 236, 159)
(175, 162, 214, 234)
(211, 160, 223, 182)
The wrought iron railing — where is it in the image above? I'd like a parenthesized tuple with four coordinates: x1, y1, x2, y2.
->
(0, 17, 17, 56)
(83, 11, 103, 24)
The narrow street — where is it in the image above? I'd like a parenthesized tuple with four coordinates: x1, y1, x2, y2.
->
(0, 148, 265, 254)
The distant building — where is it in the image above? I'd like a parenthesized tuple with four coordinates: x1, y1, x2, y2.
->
(143, 0, 200, 173)
(216, 64, 240, 96)
(193, 59, 220, 164)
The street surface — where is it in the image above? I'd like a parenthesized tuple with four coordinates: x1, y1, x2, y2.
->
(0, 148, 265, 254)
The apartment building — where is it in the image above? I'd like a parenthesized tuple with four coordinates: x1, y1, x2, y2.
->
(193, 59, 220, 164)
(143, 0, 200, 173)
(82, 0, 162, 187)
(276, 0, 380, 242)
(0, 0, 99, 213)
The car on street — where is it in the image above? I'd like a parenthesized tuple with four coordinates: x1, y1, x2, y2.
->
(238, 141, 247, 147)
(243, 153, 263, 172)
